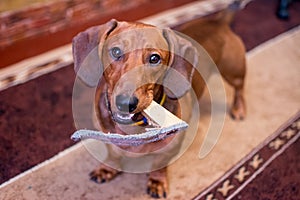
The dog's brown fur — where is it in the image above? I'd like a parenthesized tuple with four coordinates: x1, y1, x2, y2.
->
(72, 9, 246, 198)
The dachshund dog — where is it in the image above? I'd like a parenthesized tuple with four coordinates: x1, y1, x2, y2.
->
(72, 8, 246, 199)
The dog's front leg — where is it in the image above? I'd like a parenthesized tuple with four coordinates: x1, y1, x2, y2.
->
(89, 163, 121, 184)
(89, 145, 122, 184)
(147, 167, 168, 198)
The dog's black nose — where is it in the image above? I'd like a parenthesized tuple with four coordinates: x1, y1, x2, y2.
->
(116, 94, 139, 113)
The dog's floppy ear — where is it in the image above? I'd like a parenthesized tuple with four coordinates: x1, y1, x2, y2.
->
(162, 28, 198, 99)
(72, 19, 118, 87)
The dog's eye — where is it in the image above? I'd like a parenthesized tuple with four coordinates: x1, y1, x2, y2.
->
(149, 54, 161, 66)
(110, 47, 123, 60)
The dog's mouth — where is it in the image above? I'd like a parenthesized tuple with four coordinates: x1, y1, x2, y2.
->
(105, 88, 166, 126)
(112, 112, 146, 125)
(104, 92, 147, 125)
(113, 112, 135, 124)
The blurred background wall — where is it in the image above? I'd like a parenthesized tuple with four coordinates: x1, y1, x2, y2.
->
(0, 0, 194, 68)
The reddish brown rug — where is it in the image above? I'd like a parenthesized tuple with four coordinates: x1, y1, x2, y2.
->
(193, 111, 300, 200)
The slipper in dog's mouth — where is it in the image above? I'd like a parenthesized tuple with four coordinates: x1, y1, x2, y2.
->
(71, 101, 188, 146)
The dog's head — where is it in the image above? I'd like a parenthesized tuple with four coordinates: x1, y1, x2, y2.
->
(73, 19, 198, 124)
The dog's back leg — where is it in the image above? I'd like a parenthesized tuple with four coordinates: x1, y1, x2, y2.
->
(218, 31, 247, 120)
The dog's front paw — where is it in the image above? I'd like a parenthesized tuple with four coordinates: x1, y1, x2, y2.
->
(147, 178, 168, 198)
(147, 169, 168, 199)
(89, 164, 120, 184)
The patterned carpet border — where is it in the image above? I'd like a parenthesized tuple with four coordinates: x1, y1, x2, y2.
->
(193, 111, 300, 200)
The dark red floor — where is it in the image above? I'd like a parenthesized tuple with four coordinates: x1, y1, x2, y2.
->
(232, 0, 300, 51)
(0, 0, 300, 184)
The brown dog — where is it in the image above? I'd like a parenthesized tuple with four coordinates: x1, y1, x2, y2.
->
(72, 8, 246, 199)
